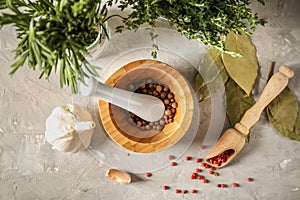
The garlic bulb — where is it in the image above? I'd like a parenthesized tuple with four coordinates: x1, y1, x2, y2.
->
(45, 104, 96, 153)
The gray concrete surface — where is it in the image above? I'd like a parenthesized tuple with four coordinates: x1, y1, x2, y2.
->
(1, 1, 300, 199)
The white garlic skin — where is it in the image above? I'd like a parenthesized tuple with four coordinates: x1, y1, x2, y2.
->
(45, 104, 95, 153)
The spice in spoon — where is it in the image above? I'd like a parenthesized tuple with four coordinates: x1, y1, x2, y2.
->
(207, 149, 235, 166)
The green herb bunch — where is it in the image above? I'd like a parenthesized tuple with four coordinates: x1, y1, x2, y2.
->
(109, 0, 266, 55)
(0, 0, 114, 93)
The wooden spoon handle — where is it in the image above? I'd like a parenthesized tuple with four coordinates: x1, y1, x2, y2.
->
(235, 66, 294, 136)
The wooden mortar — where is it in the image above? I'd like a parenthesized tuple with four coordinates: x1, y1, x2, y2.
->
(98, 60, 194, 153)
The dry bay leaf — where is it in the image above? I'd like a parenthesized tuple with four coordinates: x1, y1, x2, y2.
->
(222, 31, 258, 96)
(295, 115, 300, 136)
(195, 47, 229, 101)
(267, 112, 300, 141)
(225, 78, 255, 126)
(226, 78, 255, 142)
(266, 87, 300, 141)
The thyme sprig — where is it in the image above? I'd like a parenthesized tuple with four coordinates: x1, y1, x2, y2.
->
(109, 0, 266, 55)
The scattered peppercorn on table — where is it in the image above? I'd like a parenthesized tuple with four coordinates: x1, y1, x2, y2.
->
(0, 1, 300, 199)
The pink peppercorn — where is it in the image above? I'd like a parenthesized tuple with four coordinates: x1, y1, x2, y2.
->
(191, 189, 197, 193)
(171, 162, 177, 166)
(196, 158, 202, 163)
(203, 179, 208, 183)
(221, 184, 227, 188)
(175, 189, 181, 193)
(200, 145, 205, 149)
(146, 172, 152, 177)
(191, 172, 197, 179)
(208, 171, 214, 174)
(195, 168, 201, 173)
(248, 178, 253, 182)
(168, 155, 174, 160)
(198, 175, 204, 180)
(232, 183, 239, 188)
(163, 185, 169, 190)
(183, 190, 188, 194)
(186, 156, 192, 161)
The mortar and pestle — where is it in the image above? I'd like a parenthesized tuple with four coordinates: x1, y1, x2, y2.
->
(81, 60, 194, 153)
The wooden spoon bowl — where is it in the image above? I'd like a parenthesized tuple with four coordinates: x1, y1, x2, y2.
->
(204, 128, 246, 168)
(98, 60, 194, 153)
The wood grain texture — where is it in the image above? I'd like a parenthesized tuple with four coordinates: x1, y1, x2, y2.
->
(205, 66, 294, 168)
(98, 60, 194, 153)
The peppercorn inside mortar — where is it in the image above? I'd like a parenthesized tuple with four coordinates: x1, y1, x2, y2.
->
(127, 78, 178, 131)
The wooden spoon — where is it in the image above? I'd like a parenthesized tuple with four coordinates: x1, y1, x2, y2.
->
(204, 65, 294, 168)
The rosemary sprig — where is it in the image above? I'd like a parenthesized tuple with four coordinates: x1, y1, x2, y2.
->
(0, 0, 116, 93)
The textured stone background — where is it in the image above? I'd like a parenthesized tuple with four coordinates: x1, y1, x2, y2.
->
(0, 1, 300, 199)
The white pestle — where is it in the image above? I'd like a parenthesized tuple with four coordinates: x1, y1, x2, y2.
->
(79, 76, 165, 122)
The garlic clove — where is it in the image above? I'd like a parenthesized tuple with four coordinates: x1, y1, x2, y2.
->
(106, 169, 132, 184)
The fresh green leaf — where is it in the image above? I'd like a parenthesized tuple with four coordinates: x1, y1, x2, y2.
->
(0, 1, 7, 9)
(115, 0, 266, 53)
(222, 31, 258, 96)
(0, 0, 119, 93)
(266, 87, 300, 141)
(6, 0, 22, 15)
(60, 59, 66, 87)
(31, 42, 42, 67)
(10, 50, 29, 75)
